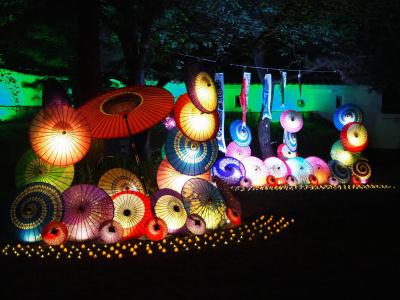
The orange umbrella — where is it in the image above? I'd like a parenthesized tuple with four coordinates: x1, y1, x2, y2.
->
(174, 93, 218, 142)
(78, 86, 174, 139)
(29, 103, 91, 166)
(185, 71, 218, 113)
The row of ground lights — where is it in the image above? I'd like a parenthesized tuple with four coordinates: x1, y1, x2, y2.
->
(231, 184, 396, 192)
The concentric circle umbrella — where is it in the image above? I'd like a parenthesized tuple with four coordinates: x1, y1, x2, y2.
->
(229, 120, 252, 147)
(10, 182, 64, 242)
(98, 167, 144, 197)
(181, 178, 227, 230)
(242, 156, 268, 187)
(280, 110, 303, 133)
(340, 122, 368, 152)
(285, 157, 313, 185)
(239, 176, 252, 188)
(333, 103, 363, 131)
(77, 86, 174, 138)
(164, 127, 218, 176)
(212, 176, 242, 215)
(352, 158, 372, 184)
(144, 217, 168, 241)
(211, 156, 246, 186)
(41, 221, 68, 246)
(29, 103, 91, 166)
(225, 141, 251, 162)
(328, 160, 351, 184)
(283, 130, 297, 152)
(62, 184, 114, 242)
(185, 214, 206, 235)
(156, 157, 211, 193)
(264, 156, 290, 183)
(151, 188, 187, 234)
(174, 93, 218, 142)
(305, 156, 330, 185)
(185, 71, 218, 113)
(330, 140, 361, 166)
(112, 191, 153, 240)
(277, 143, 297, 160)
(98, 220, 124, 244)
(15, 149, 74, 192)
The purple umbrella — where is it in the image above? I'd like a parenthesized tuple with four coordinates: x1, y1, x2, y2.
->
(98, 220, 124, 244)
(185, 214, 206, 235)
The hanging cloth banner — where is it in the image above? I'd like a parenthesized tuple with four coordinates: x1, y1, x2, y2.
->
(214, 73, 226, 153)
(240, 72, 251, 125)
(261, 73, 273, 120)
(297, 71, 302, 99)
(280, 71, 287, 107)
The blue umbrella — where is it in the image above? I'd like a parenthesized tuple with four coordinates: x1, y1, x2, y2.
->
(9, 182, 64, 242)
(211, 156, 246, 185)
(283, 130, 297, 152)
(165, 127, 218, 176)
(229, 119, 252, 147)
(333, 103, 363, 131)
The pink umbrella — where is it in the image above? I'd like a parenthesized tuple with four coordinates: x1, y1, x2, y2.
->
(280, 110, 303, 133)
(305, 156, 330, 185)
(242, 156, 268, 186)
(226, 141, 251, 162)
(264, 156, 290, 184)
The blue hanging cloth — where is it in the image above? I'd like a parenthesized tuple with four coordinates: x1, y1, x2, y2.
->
(280, 71, 287, 107)
(261, 73, 273, 120)
(214, 73, 226, 153)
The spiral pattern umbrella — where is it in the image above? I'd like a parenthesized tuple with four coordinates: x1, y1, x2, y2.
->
(112, 191, 153, 240)
(305, 156, 330, 185)
(156, 158, 211, 193)
(29, 103, 91, 166)
(98, 220, 124, 244)
(241, 156, 268, 187)
(283, 130, 297, 152)
(144, 217, 168, 241)
(264, 156, 290, 183)
(164, 127, 218, 176)
(229, 120, 252, 147)
(280, 110, 303, 133)
(98, 167, 144, 197)
(333, 103, 363, 131)
(78, 86, 174, 138)
(15, 149, 74, 192)
(340, 122, 368, 152)
(181, 178, 227, 230)
(239, 176, 252, 188)
(285, 157, 313, 185)
(328, 160, 351, 184)
(211, 156, 246, 186)
(225, 141, 251, 162)
(185, 71, 218, 113)
(174, 93, 218, 142)
(10, 182, 64, 242)
(330, 140, 361, 166)
(62, 184, 114, 241)
(352, 158, 372, 184)
(185, 214, 206, 235)
(277, 143, 297, 159)
(151, 188, 187, 234)
(41, 221, 68, 246)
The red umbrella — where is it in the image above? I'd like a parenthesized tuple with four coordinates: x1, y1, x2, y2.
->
(41, 221, 68, 246)
(144, 217, 168, 241)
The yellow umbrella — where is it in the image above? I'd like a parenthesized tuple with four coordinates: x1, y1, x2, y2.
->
(98, 167, 144, 197)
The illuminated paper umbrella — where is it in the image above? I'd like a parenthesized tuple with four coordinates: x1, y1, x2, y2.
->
(10, 182, 64, 242)
(174, 93, 218, 142)
(226, 141, 251, 162)
(277, 143, 297, 160)
(211, 156, 246, 186)
(29, 103, 91, 166)
(340, 122, 368, 152)
(181, 178, 227, 230)
(285, 157, 313, 185)
(15, 149, 74, 192)
(333, 103, 363, 131)
(185, 214, 206, 235)
(62, 184, 114, 241)
(98, 220, 124, 244)
(144, 217, 168, 241)
(328, 160, 351, 184)
(305, 156, 330, 185)
(157, 158, 211, 193)
(280, 110, 303, 133)
(151, 188, 187, 234)
(283, 130, 297, 152)
(242, 156, 268, 186)
(352, 158, 372, 184)
(112, 191, 153, 240)
(78, 86, 174, 138)
(185, 71, 218, 113)
(41, 221, 68, 246)
(98, 167, 144, 197)
(330, 140, 361, 167)
(230, 120, 252, 147)
(239, 176, 252, 188)
(165, 127, 218, 176)
(264, 156, 290, 184)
